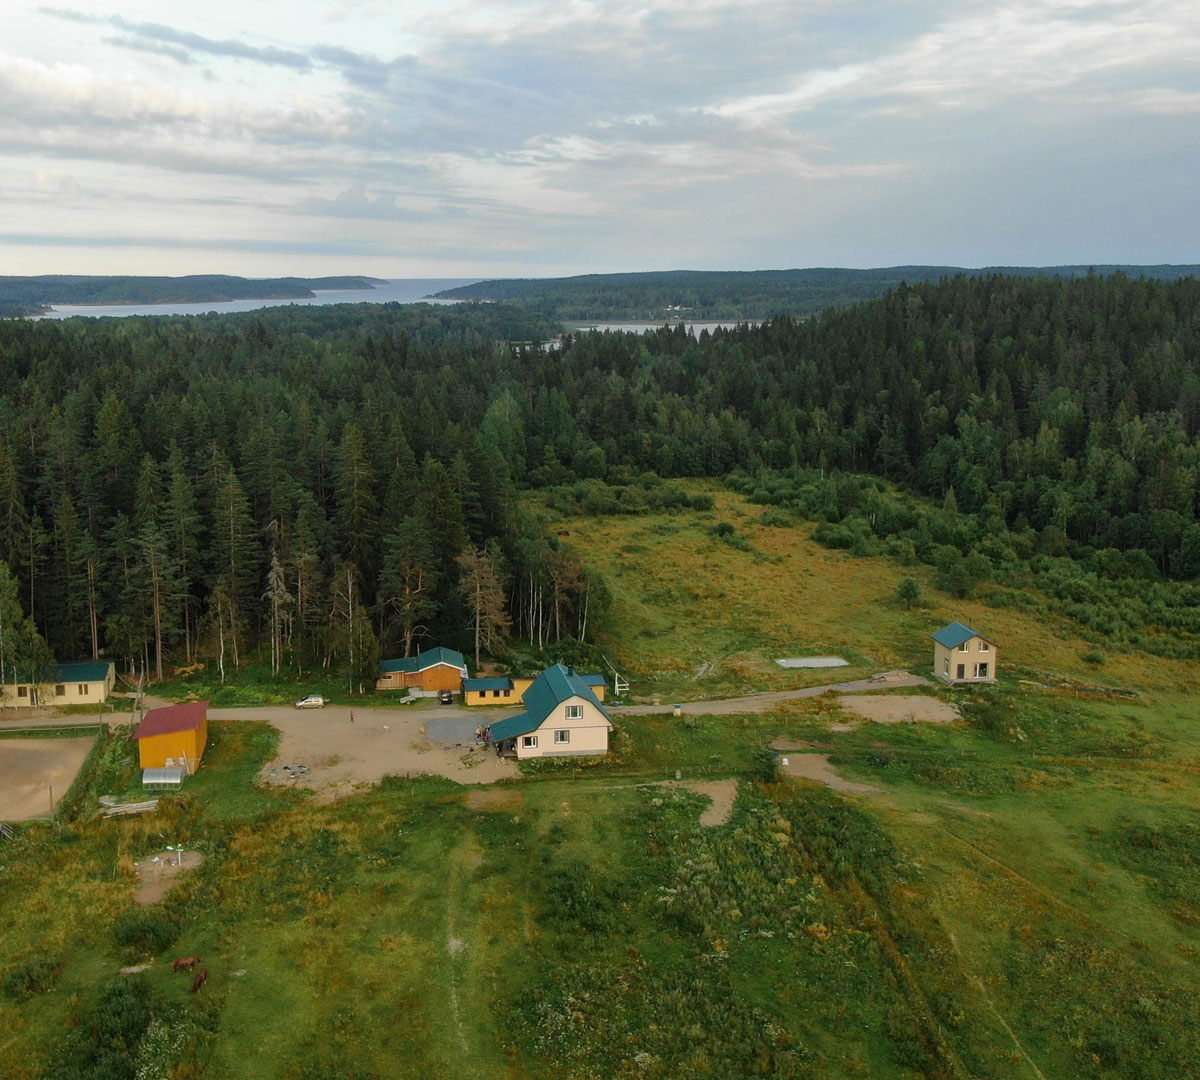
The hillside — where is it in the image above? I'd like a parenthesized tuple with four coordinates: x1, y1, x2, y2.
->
(432, 264, 1200, 320)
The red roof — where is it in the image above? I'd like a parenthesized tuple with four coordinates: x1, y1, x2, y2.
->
(135, 701, 209, 740)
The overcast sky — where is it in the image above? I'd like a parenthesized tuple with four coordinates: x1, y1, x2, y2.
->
(3, 0, 1198, 278)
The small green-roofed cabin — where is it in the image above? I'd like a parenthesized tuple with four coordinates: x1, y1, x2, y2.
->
(932, 622, 997, 684)
(376, 646, 468, 692)
(486, 664, 612, 759)
(0, 660, 115, 708)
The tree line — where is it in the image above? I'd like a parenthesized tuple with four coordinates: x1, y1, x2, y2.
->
(1, 271, 1199, 682)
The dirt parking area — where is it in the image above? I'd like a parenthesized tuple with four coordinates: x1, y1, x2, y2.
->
(837, 694, 959, 724)
(208, 704, 519, 801)
(778, 753, 880, 794)
(0, 737, 96, 820)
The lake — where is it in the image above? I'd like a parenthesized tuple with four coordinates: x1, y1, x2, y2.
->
(35, 278, 481, 320)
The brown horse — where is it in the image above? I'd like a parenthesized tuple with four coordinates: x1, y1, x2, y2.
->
(172, 956, 199, 973)
(191, 968, 208, 992)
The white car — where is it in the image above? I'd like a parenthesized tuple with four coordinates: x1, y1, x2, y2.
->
(294, 694, 326, 709)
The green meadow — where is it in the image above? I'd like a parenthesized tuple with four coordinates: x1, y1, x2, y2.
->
(2, 488, 1199, 1078)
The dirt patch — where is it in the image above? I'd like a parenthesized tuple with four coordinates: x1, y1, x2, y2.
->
(466, 789, 524, 812)
(779, 753, 880, 794)
(660, 779, 738, 826)
(0, 737, 96, 820)
(219, 704, 520, 801)
(133, 849, 204, 906)
(837, 694, 959, 724)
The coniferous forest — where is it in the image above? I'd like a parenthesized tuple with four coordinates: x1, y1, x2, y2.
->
(2, 271, 1200, 682)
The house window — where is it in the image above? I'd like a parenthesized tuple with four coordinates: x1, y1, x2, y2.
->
(943, 657, 950, 675)
(522, 735, 538, 749)
(17, 685, 27, 697)
(55, 685, 65, 696)
(979, 641, 989, 652)
(565, 705, 583, 720)
(78, 684, 89, 694)
(555, 730, 570, 745)
(493, 690, 502, 698)
(956, 664, 965, 680)
(958, 642, 970, 652)
(973, 663, 989, 679)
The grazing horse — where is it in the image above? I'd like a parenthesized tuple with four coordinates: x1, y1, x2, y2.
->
(191, 968, 208, 992)
(172, 956, 199, 973)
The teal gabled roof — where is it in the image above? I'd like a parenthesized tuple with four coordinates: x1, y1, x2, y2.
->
(379, 646, 467, 676)
(487, 665, 611, 742)
(55, 661, 114, 683)
(931, 622, 992, 649)
(464, 677, 513, 692)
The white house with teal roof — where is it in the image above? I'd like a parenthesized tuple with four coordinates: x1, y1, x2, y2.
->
(485, 664, 612, 759)
(932, 622, 997, 685)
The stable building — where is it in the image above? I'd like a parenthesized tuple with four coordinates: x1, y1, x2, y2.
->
(1, 660, 115, 708)
(135, 700, 209, 774)
(376, 647, 468, 693)
(932, 622, 998, 685)
(465, 670, 605, 707)
(486, 664, 612, 760)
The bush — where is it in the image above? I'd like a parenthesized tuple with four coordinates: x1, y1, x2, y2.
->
(113, 909, 181, 959)
(1082, 649, 1106, 665)
(2, 954, 61, 1000)
(896, 577, 922, 608)
(750, 745, 779, 783)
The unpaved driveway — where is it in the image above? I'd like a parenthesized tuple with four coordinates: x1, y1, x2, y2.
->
(0, 737, 96, 820)
(618, 671, 931, 715)
(207, 704, 519, 800)
(778, 753, 880, 794)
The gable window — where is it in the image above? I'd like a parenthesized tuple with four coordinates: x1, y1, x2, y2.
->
(958, 642, 970, 652)
(522, 735, 538, 749)
(55, 684, 66, 696)
(565, 705, 583, 720)
(979, 641, 989, 652)
(555, 730, 570, 744)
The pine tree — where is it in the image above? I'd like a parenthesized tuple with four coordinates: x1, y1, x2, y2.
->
(457, 546, 511, 668)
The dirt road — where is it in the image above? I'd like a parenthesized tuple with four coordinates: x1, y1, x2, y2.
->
(617, 671, 931, 715)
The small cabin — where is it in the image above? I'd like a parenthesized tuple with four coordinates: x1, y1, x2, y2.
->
(376, 647, 468, 693)
(135, 701, 209, 774)
(486, 664, 612, 759)
(464, 669, 605, 707)
(932, 622, 997, 685)
(1, 660, 115, 709)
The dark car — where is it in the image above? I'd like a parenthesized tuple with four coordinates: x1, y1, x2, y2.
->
(438, 689, 455, 705)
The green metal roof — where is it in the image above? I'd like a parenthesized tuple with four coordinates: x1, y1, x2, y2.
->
(487, 665, 611, 742)
(464, 677, 513, 692)
(378, 646, 467, 676)
(931, 622, 992, 649)
(55, 661, 114, 683)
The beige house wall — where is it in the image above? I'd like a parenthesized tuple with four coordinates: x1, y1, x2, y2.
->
(0, 671, 114, 708)
(515, 694, 611, 759)
(934, 637, 997, 684)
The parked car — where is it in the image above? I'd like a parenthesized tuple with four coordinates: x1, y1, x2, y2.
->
(438, 690, 455, 705)
(295, 694, 326, 709)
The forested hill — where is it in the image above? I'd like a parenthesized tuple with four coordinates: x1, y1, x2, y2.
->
(0, 274, 386, 317)
(1, 272, 1200, 682)
(433, 264, 1200, 321)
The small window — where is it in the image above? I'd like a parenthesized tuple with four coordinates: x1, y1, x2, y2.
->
(555, 730, 570, 744)
(493, 689, 502, 698)
(958, 642, 970, 652)
(55, 684, 66, 696)
(979, 641, 989, 652)
(943, 657, 950, 675)
(17, 685, 28, 697)
(974, 663, 989, 679)
(565, 704, 583, 720)
(522, 735, 538, 749)
(78, 684, 89, 694)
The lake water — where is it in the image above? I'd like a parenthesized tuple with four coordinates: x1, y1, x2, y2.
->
(35, 278, 482, 320)
(569, 321, 754, 335)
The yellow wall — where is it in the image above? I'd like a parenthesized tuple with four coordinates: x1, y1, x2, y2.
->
(138, 717, 208, 773)
(465, 677, 535, 707)
(2, 667, 115, 708)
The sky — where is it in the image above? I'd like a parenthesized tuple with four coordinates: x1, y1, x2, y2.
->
(2, 0, 1199, 278)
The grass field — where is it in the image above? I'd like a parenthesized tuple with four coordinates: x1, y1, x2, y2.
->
(2, 487, 1198, 1078)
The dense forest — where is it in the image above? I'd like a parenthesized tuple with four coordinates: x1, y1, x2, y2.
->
(2, 271, 1200, 684)
(0, 275, 385, 318)
(433, 264, 1200, 320)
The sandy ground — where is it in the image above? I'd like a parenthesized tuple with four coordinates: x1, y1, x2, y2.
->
(0, 737, 96, 820)
(838, 694, 960, 724)
(618, 671, 930, 714)
(661, 779, 738, 825)
(206, 704, 519, 801)
(778, 753, 881, 794)
(132, 849, 205, 905)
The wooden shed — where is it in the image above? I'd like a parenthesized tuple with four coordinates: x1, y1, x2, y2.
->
(135, 701, 209, 774)
(376, 647, 468, 692)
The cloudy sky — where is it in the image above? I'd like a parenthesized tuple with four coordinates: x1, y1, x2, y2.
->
(3, 0, 1198, 277)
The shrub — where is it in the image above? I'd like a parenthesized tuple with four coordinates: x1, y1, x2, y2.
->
(113, 909, 180, 959)
(750, 745, 780, 782)
(896, 578, 922, 609)
(2, 954, 61, 1000)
